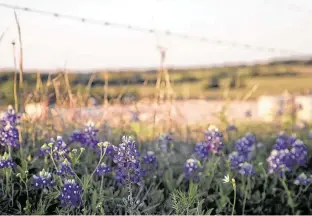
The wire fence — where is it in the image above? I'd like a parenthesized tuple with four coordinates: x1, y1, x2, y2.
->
(0, 2, 303, 56)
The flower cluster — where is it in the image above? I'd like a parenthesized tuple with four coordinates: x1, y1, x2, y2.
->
(59, 179, 83, 207)
(184, 158, 201, 182)
(113, 136, 142, 185)
(194, 142, 209, 159)
(267, 134, 308, 176)
(142, 151, 158, 176)
(57, 159, 75, 176)
(0, 106, 20, 148)
(294, 173, 312, 185)
(33, 169, 55, 189)
(229, 134, 256, 176)
(70, 121, 99, 149)
(204, 125, 223, 154)
(39, 136, 69, 160)
(95, 162, 112, 176)
(0, 152, 16, 169)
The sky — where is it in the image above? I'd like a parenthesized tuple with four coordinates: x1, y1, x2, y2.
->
(0, 0, 312, 70)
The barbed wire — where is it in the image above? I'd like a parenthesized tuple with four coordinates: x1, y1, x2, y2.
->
(0, 2, 303, 56)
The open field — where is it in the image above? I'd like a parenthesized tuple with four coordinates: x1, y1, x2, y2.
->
(1, 59, 312, 215)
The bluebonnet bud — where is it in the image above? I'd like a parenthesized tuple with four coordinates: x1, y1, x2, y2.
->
(204, 125, 223, 154)
(113, 136, 142, 185)
(245, 110, 252, 117)
(59, 179, 83, 207)
(184, 158, 201, 183)
(294, 173, 312, 185)
(194, 142, 209, 159)
(0, 152, 16, 169)
(238, 162, 255, 176)
(33, 169, 55, 189)
(57, 159, 75, 176)
(95, 162, 111, 176)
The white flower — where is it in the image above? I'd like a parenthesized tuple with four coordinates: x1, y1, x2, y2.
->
(222, 174, 230, 184)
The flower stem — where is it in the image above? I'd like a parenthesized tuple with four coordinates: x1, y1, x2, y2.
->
(280, 177, 295, 214)
(231, 181, 236, 216)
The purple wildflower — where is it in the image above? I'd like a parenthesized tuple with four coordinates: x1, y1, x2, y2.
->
(234, 134, 256, 160)
(59, 179, 83, 207)
(267, 149, 294, 176)
(95, 162, 111, 176)
(291, 140, 308, 167)
(113, 136, 142, 185)
(274, 133, 297, 150)
(39, 136, 69, 160)
(184, 158, 201, 183)
(0, 152, 16, 169)
(142, 151, 158, 176)
(229, 151, 246, 169)
(0, 106, 20, 148)
(70, 121, 99, 149)
(33, 169, 55, 189)
(204, 125, 223, 154)
(57, 159, 75, 176)
(238, 162, 255, 176)
(294, 173, 312, 185)
(194, 142, 209, 159)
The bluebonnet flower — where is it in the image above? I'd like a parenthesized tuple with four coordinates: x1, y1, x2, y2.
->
(204, 125, 223, 154)
(184, 158, 201, 183)
(33, 169, 55, 189)
(194, 142, 209, 159)
(156, 133, 173, 152)
(39, 136, 69, 160)
(238, 162, 255, 176)
(113, 136, 142, 185)
(267, 149, 294, 176)
(273, 133, 296, 150)
(0, 105, 20, 126)
(294, 173, 312, 185)
(59, 179, 83, 207)
(70, 121, 99, 149)
(0, 152, 16, 169)
(142, 151, 158, 176)
(234, 134, 256, 160)
(229, 151, 246, 169)
(0, 106, 20, 148)
(95, 162, 111, 176)
(291, 140, 308, 167)
(267, 134, 308, 176)
(57, 159, 75, 176)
